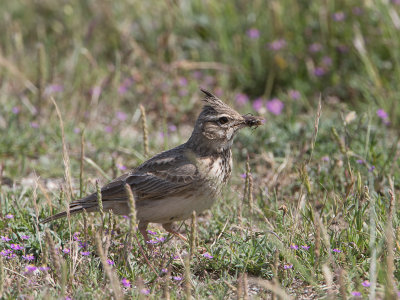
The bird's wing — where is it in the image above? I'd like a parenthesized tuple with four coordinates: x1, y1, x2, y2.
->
(71, 147, 200, 206)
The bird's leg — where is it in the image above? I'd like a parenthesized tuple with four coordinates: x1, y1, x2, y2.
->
(138, 221, 150, 243)
(162, 222, 187, 242)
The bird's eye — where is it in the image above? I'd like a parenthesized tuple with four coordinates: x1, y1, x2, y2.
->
(218, 116, 229, 124)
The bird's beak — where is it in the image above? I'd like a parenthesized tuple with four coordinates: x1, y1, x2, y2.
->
(242, 114, 264, 128)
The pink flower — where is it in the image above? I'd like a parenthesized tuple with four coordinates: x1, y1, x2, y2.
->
(107, 259, 115, 265)
(247, 28, 260, 39)
(117, 164, 127, 171)
(25, 265, 37, 272)
(333, 12, 346, 22)
(332, 248, 342, 253)
(173, 276, 182, 281)
(377, 109, 389, 124)
(21, 235, 30, 240)
(236, 93, 249, 106)
(62, 248, 70, 254)
(80, 251, 90, 256)
(309, 43, 322, 53)
(147, 230, 157, 235)
(301, 245, 310, 250)
(351, 291, 361, 296)
(283, 264, 293, 270)
(10, 244, 23, 250)
(30, 122, 40, 129)
(12, 107, 20, 114)
(22, 254, 35, 261)
(39, 266, 50, 272)
(322, 156, 329, 162)
(252, 98, 264, 112)
(5, 214, 13, 219)
(178, 77, 188, 86)
(161, 268, 168, 273)
(268, 39, 287, 51)
(104, 126, 113, 133)
(116, 111, 127, 121)
(1, 236, 11, 242)
(362, 280, 370, 287)
(140, 288, 150, 295)
(266, 98, 284, 115)
(290, 244, 298, 250)
(121, 278, 131, 288)
(288, 90, 301, 100)
(203, 252, 213, 259)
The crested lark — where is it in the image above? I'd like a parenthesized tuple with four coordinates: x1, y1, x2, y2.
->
(43, 89, 262, 241)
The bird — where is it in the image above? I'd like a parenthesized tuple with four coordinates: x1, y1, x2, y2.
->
(42, 88, 263, 242)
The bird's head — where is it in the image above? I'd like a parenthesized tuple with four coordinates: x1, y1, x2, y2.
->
(188, 89, 263, 152)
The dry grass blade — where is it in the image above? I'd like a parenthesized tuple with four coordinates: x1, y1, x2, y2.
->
(140, 104, 149, 157)
(50, 96, 73, 197)
(94, 232, 123, 300)
(249, 277, 292, 300)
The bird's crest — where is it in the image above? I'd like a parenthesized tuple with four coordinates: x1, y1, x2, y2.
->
(200, 88, 238, 116)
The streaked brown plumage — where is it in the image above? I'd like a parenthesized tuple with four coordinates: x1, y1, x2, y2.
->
(42, 89, 263, 241)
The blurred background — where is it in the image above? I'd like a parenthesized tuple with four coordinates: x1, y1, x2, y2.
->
(1, 0, 399, 176)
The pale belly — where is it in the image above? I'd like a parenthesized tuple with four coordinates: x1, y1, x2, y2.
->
(136, 186, 218, 224)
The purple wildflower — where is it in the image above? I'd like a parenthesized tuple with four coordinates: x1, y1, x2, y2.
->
(322, 156, 330, 162)
(78, 241, 88, 249)
(156, 237, 166, 242)
(246, 28, 260, 39)
(30, 122, 39, 129)
(268, 39, 287, 51)
(309, 43, 322, 53)
(290, 244, 298, 250)
(266, 98, 284, 115)
(91, 86, 102, 98)
(5, 214, 13, 219)
(352, 7, 363, 15)
(288, 90, 301, 100)
(283, 264, 293, 270)
(121, 278, 131, 288)
(240, 173, 247, 179)
(322, 56, 332, 67)
(173, 276, 182, 281)
(356, 159, 364, 164)
(377, 109, 389, 125)
(236, 93, 249, 106)
(301, 245, 310, 250)
(147, 230, 157, 235)
(168, 124, 177, 132)
(146, 240, 158, 245)
(161, 268, 168, 273)
(117, 164, 127, 171)
(368, 166, 375, 172)
(74, 127, 81, 134)
(12, 107, 20, 114)
(45, 84, 64, 95)
(62, 248, 70, 254)
(333, 12, 346, 22)
(107, 259, 115, 266)
(351, 291, 361, 296)
(1, 236, 11, 242)
(118, 78, 134, 95)
(0, 249, 12, 256)
(39, 266, 50, 272)
(73, 232, 81, 241)
(10, 244, 23, 250)
(332, 248, 342, 253)
(313, 67, 326, 77)
(192, 71, 203, 79)
(252, 98, 264, 112)
(140, 288, 150, 295)
(25, 265, 37, 272)
(80, 251, 90, 256)
(116, 111, 127, 121)
(362, 280, 370, 287)
(22, 254, 35, 261)
(203, 252, 213, 259)
(123, 215, 129, 220)
(104, 125, 113, 133)
(178, 77, 188, 86)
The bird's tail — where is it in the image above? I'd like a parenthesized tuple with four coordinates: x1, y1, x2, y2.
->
(41, 194, 99, 224)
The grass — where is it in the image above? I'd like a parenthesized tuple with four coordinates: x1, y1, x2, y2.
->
(1, 0, 400, 299)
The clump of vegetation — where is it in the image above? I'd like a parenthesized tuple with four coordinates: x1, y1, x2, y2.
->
(0, 1, 399, 298)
